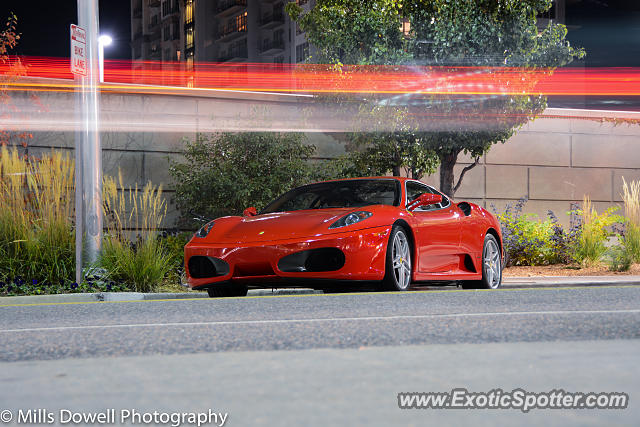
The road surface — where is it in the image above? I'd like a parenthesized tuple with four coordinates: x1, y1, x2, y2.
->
(0, 285, 638, 426)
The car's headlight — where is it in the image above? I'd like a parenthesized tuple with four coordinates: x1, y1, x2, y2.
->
(329, 211, 372, 229)
(195, 221, 215, 238)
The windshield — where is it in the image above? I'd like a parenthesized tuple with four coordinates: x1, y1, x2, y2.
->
(261, 179, 400, 214)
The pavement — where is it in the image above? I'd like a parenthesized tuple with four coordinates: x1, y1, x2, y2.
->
(0, 280, 638, 426)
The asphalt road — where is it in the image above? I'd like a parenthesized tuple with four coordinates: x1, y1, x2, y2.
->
(0, 286, 639, 426)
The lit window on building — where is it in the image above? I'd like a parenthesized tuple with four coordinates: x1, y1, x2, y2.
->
(185, 0, 193, 25)
(235, 11, 248, 32)
(186, 28, 194, 49)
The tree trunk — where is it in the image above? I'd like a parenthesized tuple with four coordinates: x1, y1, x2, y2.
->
(439, 151, 459, 197)
(392, 165, 401, 176)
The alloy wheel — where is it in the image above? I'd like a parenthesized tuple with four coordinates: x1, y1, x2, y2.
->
(392, 230, 412, 290)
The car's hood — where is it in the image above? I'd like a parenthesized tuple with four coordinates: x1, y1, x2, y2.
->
(202, 208, 357, 244)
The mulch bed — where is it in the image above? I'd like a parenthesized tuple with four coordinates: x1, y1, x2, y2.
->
(503, 264, 640, 277)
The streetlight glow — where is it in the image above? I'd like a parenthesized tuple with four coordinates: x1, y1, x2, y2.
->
(98, 34, 113, 83)
(98, 35, 113, 46)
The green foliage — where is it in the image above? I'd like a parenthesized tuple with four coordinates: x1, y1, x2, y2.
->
(407, 0, 582, 67)
(285, 0, 410, 65)
(344, 105, 440, 179)
(159, 231, 193, 286)
(494, 203, 558, 266)
(287, 0, 585, 194)
(0, 147, 180, 295)
(0, 147, 76, 286)
(100, 172, 172, 292)
(623, 224, 640, 264)
(100, 237, 172, 293)
(621, 178, 640, 263)
(573, 198, 623, 266)
(608, 245, 633, 272)
(169, 132, 333, 223)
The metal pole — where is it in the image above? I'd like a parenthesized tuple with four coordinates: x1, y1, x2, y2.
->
(77, 0, 103, 265)
(74, 81, 83, 284)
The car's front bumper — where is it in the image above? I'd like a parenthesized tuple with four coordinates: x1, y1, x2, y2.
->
(184, 226, 391, 289)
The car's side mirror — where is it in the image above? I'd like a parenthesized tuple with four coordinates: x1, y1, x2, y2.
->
(407, 193, 443, 211)
(243, 207, 258, 217)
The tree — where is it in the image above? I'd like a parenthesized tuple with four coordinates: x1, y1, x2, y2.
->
(287, 0, 584, 195)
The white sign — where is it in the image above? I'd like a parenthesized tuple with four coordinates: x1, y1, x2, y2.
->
(70, 24, 87, 76)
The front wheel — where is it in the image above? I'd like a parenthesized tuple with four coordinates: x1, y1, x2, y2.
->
(462, 234, 502, 289)
(380, 226, 413, 291)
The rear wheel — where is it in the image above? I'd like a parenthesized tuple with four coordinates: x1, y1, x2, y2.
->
(380, 226, 412, 291)
(462, 234, 502, 289)
(207, 284, 248, 298)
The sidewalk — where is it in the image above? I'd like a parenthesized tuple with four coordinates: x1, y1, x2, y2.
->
(503, 275, 640, 287)
(1, 276, 638, 305)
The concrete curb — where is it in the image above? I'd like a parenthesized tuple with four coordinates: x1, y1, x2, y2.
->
(1, 277, 638, 305)
(0, 288, 322, 305)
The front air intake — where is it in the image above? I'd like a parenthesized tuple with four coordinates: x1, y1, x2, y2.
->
(278, 248, 346, 273)
(187, 256, 230, 278)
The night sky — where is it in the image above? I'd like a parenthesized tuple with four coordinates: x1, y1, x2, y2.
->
(2, 0, 640, 66)
(3, 0, 131, 60)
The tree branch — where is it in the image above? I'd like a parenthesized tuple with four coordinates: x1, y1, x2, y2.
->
(453, 156, 480, 193)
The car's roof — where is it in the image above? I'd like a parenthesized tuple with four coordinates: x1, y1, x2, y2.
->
(314, 176, 417, 185)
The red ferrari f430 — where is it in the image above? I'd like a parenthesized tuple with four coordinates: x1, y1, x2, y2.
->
(184, 177, 503, 297)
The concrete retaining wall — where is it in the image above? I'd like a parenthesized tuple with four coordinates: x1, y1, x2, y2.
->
(419, 110, 640, 227)
(13, 84, 640, 229)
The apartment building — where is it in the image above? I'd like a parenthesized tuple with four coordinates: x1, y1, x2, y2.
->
(131, 0, 183, 63)
(131, 0, 314, 68)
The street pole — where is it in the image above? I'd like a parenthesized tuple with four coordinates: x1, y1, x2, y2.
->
(76, 0, 103, 272)
(74, 86, 83, 284)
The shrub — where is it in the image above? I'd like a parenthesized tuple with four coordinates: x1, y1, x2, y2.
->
(99, 237, 171, 293)
(492, 197, 558, 266)
(608, 246, 633, 272)
(0, 147, 75, 286)
(100, 172, 172, 292)
(547, 207, 582, 264)
(0, 147, 179, 295)
(621, 177, 640, 262)
(573, 196, 623, 266)
(158, 230, 193, 286)
(169, 132, 337, 226)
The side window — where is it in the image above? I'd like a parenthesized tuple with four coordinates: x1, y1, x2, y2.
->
(405, 181, 449, 211)
(426, 186, 451, 209)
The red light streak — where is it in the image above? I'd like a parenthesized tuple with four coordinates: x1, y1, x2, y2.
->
(1, 57, 639, 97)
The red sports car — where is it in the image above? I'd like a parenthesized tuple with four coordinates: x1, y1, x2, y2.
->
(184, 177, 503, 297)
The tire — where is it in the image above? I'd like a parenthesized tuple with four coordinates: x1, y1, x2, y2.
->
(380, 225, 413, 291)
(461, 234, 502, 289)
(207, 284, 248, 298)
